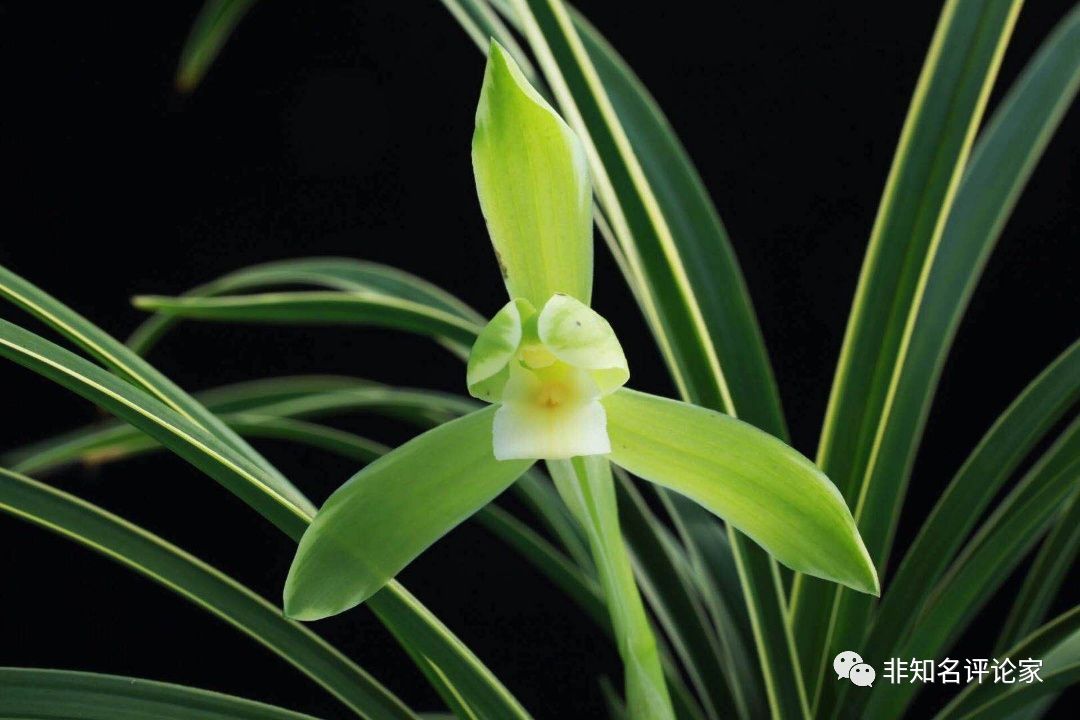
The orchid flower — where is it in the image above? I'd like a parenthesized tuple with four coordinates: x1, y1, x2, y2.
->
(284, 42, 877, 621)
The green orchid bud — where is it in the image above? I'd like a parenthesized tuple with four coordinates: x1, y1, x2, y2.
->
(467, 293, 628, 460)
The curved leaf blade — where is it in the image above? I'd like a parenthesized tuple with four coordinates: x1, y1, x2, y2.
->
(0, 320, 534, 719)
(793, 0, 1025, 703)
(604, 389, 877, 596)
(935, 606, 1080, 719)
(864, 340, 1080, 671)
(0, 263, 312, 514)
(176, 0, 256, 92)
(0, 668, 319, 720)
(997, 492, 1080, 653)
(862, 418, 1080, 719)
(0, 318, 312, 538)
(127, 257, 483, 356)
(0, 468, 417, 720)
(132, 291, 481, 349)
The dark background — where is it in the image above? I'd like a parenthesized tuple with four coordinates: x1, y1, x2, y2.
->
(1, 1, 1077, 717)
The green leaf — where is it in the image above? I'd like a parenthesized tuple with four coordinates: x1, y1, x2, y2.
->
(548, 456, 675, 720)
(132, 291, 481, 351)
(285, 407, 533, 619)
(0, 317, 313, 538)
(568, 5, 786, 436)
(5, 379, 470, 475)
(473, 40, 593, 307)
(604, 389, 877, 596)
(862, 340, 1080, 679)
(0, 319, 534, 719)
(836, 8, 1080, 701)
(861, 418, 1080, 719)
(835, 0, 1080, 702)
(0, 668, 320, 720)
(614, 471, 747, 720)
(127, 257, 482, 357)
(665, 495, 762, 717)
(997, 492, 1080, 653)
(792, 0, 1024, 704)
(935, 606, 1080, 719)
(439, 0, 541, 87)
(955, 663, 1080, 720)
(176, 0, 256, 92)
(0, 468, 417, 720)
(0, 263, 312, 515)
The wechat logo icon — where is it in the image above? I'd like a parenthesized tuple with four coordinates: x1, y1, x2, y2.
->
(834, 651, 875, 687)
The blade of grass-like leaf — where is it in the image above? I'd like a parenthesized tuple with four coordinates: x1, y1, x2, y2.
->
(548, 456, 675, 720)
(791, 0, 1023, 705)
(668, 499, 757, 682)
(862, 418, 1080, 719)
(0, 317, 313, 537)
(0, 668, 320, 720)
(653, 494, 765, 719)
(935, 605, 1080, 719)
(858, 340, 1080, 682)
(127, 257, 482, 357)
(0, 468, 417, 720)
(5, 381, 465, 475)
(567, 6, 786, 437)
(996, 492, 1080, 654)
(955, 663, 1080, 720)
(509, 2, 805, 714)
(0, 263, 312, 514)
(367, 585, 534, 720)
(132, 292, 480, 351)
(5, 373, 586, 621)
(176, 0, 255, 92)
(440, 0, 539, 85)
(836, 10, 1080, 713)
(0, 320, 535, 719)
(614, 470, 746, 720)
(512, 470, 594, 573)
(191, 374, 383, 412)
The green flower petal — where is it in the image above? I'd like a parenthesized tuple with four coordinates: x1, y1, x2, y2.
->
(466, 298, 532, 402)
(284, 406, 533, 620)
(538, 293, 629, 395)
(472, 41, 593, 307)
(604, 389, 879, 596)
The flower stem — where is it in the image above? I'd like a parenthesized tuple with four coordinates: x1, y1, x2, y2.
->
(547, 456, 674, 720)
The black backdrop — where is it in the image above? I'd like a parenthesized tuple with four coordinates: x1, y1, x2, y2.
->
(1, 1, 1077, 717)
